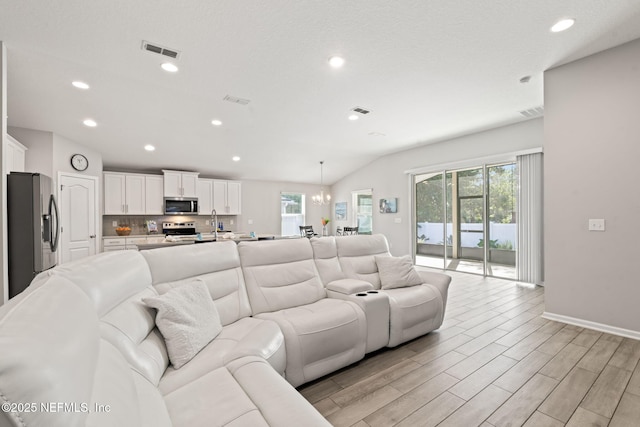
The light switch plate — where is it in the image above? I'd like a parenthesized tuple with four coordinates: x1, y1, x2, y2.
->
(588, 219, 605, 231)
(248, 219, 253, 225)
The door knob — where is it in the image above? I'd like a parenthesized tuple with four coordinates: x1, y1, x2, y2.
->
(89, 235, 96, 238)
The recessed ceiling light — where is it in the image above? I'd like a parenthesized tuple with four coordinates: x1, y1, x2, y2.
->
(72, 81, 90, 89)
(328, 56, 345, 68)
(83, 119, 97, 127)
(161, 62, 179, 72)
(551, 18, 575, 33)
(144, 144, 155, 151)
(232, 156, 241, 162)
(211, 119, 223, 126)
(348, 114, 359, 121)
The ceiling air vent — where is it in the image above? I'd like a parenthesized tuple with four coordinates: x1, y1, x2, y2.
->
(351, 106, 371, 115)
(223, 95, 251, 105)
(141, 41, 181, 60)
(519, 106, 544, 118)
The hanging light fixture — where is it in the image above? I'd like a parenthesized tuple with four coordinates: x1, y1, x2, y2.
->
(312, 161, 331, 205)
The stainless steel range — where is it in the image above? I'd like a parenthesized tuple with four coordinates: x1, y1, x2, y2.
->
(162, 222, 196, 238)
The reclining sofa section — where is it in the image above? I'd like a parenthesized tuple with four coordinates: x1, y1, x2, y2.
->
(0, 234, 450, 427)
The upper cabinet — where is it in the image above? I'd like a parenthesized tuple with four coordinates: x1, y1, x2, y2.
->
(104, 173, 126, 214)
(4, 135, 27, 174)
(145, 175, 164, 215)
(196, 179, 213, 215)
(213, 179, 241, 215)
(162, 170, 199, 198)
(124, 174, 146, 214)
(103, 172, 164, 215)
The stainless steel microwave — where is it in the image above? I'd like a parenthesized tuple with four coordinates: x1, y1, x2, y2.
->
(164, 197, 198, 215)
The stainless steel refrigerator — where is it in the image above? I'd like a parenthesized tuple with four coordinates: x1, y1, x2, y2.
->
(7, 172, 60, 298)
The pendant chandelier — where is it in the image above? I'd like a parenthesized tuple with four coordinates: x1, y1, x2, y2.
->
(312, 161, 331, 205)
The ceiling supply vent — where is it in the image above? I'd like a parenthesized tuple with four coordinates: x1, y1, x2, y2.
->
(519, 106, 544, 118)
(223, 95, 251, 105)
(141, 41, 181, 60)
(351, 106, 371, 115)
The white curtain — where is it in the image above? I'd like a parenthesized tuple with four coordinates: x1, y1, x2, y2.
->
(516, 152, 544, 284)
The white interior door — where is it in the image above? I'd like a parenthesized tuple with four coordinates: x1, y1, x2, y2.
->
(59, 173, 98, 264)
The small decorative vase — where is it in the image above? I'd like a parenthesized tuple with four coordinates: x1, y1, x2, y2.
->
(322, 225, 328, 236)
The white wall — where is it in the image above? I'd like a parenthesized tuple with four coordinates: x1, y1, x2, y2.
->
(7, 127, 53, 177)
(237, 180, 331, 235)
(1, 42, 8, 304)
(331, 118, 543, 255)
(52, 133, 103, 178)
(544, 38, 640, 335)
(7, 127, 103, 182)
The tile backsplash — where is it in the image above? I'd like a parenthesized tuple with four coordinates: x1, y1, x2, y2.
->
(103, 215, 237, 236)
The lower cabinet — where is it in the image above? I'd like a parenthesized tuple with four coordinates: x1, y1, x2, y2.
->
(102, 236, 164, 251)
(103, 237, 127, 251)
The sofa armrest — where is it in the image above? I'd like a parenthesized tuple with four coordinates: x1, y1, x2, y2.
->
(418, 270, 451, 308)
(326, 289, 389, 352)
(326, 279, 374, 294)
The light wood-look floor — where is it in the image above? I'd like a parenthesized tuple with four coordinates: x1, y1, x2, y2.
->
(299, 270, 640, 427)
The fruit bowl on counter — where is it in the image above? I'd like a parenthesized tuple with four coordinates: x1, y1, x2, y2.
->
(115, 226, 132, 236)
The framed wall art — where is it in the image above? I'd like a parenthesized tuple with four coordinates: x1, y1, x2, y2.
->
(379, 198, 397, 213)
(335, 202, 347, 220)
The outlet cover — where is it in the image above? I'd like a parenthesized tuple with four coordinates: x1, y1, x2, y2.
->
(230, 220, 234, 225)
(205, 220, 209, 226)
(112, 221, 118, 227)
(588, 219, 605, 231)
(394, 217, 402, 224)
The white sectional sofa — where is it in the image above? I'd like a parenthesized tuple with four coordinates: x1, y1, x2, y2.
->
(0, 234, 450, 427)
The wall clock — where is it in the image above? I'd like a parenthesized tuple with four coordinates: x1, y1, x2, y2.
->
(70, 153, 89, 171)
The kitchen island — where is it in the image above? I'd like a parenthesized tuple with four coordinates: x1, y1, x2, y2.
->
(135, 233, 297, 250)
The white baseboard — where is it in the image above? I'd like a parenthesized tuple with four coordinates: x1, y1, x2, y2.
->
(542, 312, 640, 341)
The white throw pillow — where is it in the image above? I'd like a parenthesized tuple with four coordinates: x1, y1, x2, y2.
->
(143, 280, 222, 369)
(375, 255, 423, 289)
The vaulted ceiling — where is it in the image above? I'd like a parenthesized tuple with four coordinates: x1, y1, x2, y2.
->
(1, 0, 640, 184)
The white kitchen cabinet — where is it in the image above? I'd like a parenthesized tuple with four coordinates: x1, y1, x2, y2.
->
(103, 173, 126, 214)
(145, 175, 164, 214)
(102, 237, 126, 251)
(125, 236, 147, 250)
(104, 172, 163, 215)
(162, 170, 199, 198)
(213, 179, 242, 215)
(125, 175, 145, 215)
(227, 181, 242, 215)
(196, 178, 213, 215)
(4, 135, 27, 174)
(102, 236, 160, 252)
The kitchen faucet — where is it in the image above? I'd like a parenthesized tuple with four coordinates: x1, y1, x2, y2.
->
(211, 209, 218, 240)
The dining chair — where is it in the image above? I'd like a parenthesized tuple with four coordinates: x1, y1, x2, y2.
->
(299, 225, 317, 238)
(342, 226, 359, 235)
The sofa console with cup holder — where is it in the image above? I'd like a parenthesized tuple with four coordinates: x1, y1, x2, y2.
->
(0, 234, 450, 427)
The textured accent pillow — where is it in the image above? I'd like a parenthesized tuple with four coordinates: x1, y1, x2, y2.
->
(143, 280, 222, 369)
(375, 255, 423, 289)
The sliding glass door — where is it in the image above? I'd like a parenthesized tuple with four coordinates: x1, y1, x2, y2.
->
(414, 163, 516, 279)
